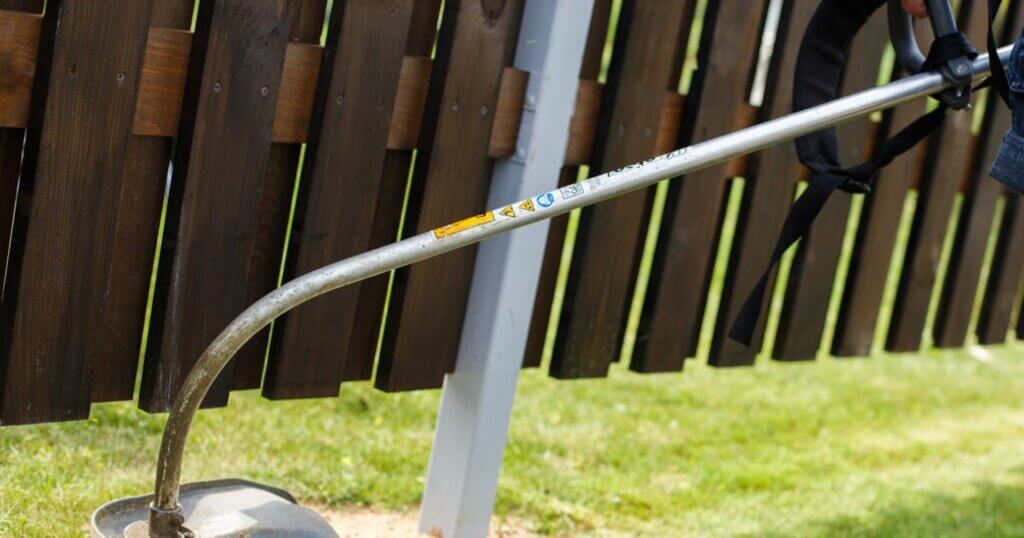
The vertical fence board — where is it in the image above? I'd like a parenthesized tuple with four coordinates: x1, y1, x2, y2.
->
(550, 0, 694, 378)
(0, 2, 42, 305)
(773, 11, 888, 361)
(140, 0, 293, 412)
(634, 0, 768, 370)
(231, 0, 327, 391)
(343, 0, 441, 382)
(263, 0, 416, 399)
(376, 0, 523, 391)
(522, 0, 612, 368)
(887, 0, 987, 352)
(939, 0, 1024, 347)
(832, 28, 936, 357)
(979, 198, 1024, 342)
(709, 0, 819, 365)
(931, 0, 1013, 348)
(90, 0, 196, 403)
(0, 0, 153, 424)
(0, 0, 43, 414)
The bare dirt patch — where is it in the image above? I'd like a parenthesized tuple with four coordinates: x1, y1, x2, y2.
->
(319, 505, 538, 537)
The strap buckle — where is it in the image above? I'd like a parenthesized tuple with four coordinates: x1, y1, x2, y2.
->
(886, 0, 975, 109)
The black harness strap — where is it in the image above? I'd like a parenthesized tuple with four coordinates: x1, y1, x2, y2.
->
(729, 0, 1005, 346)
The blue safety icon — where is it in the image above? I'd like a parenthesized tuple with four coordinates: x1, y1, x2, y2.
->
(537, 192, 555, 208)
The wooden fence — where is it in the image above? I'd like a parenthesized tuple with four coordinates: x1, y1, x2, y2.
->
(0, 0, 1022, 426)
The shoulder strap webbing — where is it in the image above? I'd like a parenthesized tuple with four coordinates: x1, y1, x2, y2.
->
(729, 0, 1004, 346)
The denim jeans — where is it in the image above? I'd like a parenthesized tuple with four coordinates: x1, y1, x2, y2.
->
(990, 33, 1024, 194)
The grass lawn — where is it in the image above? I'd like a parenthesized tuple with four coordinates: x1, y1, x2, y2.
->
(3, 343, 1024, 536)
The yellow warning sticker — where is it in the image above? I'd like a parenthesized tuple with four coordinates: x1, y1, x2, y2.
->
(518, 199, 535, 212)
(500, 205, 516, 218)
(433, 211, 495, 238)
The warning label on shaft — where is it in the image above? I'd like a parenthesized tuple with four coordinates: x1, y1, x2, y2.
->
(434, 211, 496, 238)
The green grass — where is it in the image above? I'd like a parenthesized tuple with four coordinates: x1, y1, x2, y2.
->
(4, 2, 1022, 537)
(3, 346, 1024, 536)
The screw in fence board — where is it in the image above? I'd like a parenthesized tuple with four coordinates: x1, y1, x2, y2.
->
(708, 0, 820, 365)
(418, 1, 592, 534)
(139, 0, 294, 412)
(936, 0, 1024, 348)
(230, 0, 327, 391)
(90, 0, 196, 403)
(340, 0, 442, 382)
(773, 11, 889, 361)
(633, 0, 768, 370)
(548, 0, 695, 378)
(375, 0, 524, 392)
(0, 0, 153, 425)
(886, 0, 988, 352)
(522, 0, 612, 368)
(262, 0, 417, 399)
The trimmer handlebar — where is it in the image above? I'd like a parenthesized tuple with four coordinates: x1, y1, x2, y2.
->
(887, 0, 974, 108)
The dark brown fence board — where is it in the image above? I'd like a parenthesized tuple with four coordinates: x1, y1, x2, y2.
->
(979, 197, 1024, 342)
(523, 0, 612, 368)
(0, 2, 42, 303)
(343, 0, 442, 382)
(709, 0, 818, 365)
(140, 0, 294, 412)
(933, 143, 1000, 347)
(231, 0, 327, 391)
(550, 0, 694, 378)
(634, 0, 768, 370)
(831, 21, 941, 357)
(886, 0, 987, 352)
(263, 0, 416, 399)
(0, 0, 153, 424)
(938, 0, 1024, 347)
(937, 0, 1015, 346)
(773, 11, 888, 361)
(90, 0, 197, 403)
(0, 0, 42, 413)
(376, 0, 523, 391)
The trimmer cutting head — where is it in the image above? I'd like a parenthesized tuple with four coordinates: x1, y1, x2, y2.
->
(91, 479, 337, 537)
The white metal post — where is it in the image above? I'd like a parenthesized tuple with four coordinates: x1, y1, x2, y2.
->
(418, 1, 594, 536)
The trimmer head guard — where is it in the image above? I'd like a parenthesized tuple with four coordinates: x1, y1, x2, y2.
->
(91, 478, 337, 537)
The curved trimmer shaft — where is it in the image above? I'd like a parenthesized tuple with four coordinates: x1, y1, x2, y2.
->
(147, 46, 1011, 536)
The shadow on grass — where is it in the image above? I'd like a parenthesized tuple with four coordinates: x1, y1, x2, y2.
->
(755, 474, 1024, 537)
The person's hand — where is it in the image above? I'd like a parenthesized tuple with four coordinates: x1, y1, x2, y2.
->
(901, 0, 928, 18)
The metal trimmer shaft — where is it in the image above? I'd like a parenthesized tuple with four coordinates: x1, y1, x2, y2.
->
(144, 45, 1011, 537)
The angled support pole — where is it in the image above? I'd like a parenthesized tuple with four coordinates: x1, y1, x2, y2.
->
(418, 1, 594, 536)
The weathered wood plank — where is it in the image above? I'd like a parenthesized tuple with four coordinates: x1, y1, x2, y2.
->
(0, 1, 42, 301)
(140, 0, 293, 412)
(376, 0, 523, 391)
(709, 0, 819, 365)
(978, 196, 1024, 342)
(342, 0, 441, 383)
(551, 0, 694, 378)
(633, 0, 768, 371)
(0, 0, 153, 424)
(936, 0, 1024, 347)
(887, 0, 988, 352)
(262, 0, 416, 399)
(773, 10, 888, 361)
(90, 0, 197, 402)
(832, 22, 938, 356)
(0, 0, 43, 413)
(231, 0, 326, 391)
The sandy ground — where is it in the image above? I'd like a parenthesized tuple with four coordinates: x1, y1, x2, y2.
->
(320, 506, 537, 537)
